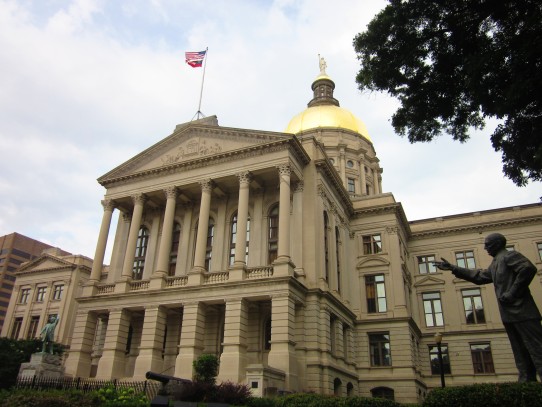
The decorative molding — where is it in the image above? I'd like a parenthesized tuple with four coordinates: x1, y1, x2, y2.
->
(164, 186, 178, 200)
(293, 180, 304, 193)
(101, 199, 115, 212)
(277, 163, 291, 177)
(132, 194, 147, 206)
(236, 171, 252, 185)
(199, 178, 214, 193)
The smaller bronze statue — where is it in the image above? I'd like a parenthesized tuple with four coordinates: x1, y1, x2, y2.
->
(40, 315, 60, 354)
(434, 233, 542, 382)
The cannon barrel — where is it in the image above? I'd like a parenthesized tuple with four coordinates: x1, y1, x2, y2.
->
(145, 371, 191, 385)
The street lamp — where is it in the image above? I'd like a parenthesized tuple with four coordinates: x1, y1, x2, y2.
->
(434, 332, 446, 388)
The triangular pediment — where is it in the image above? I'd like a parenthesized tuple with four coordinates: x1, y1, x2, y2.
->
(356, 256, 390, 269)
(99, 117, 291, 183)
(18, 255, 73, 273)
(413, 275, 446, 287)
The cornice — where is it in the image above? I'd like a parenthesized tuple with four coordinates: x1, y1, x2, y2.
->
(314, 159, 354, 216)
(410, 215, 542, 239)
(352, 202, 411, 236)
(100, 138, 309, 188)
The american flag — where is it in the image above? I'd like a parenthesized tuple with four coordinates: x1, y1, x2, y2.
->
(185, 50, 207, 68)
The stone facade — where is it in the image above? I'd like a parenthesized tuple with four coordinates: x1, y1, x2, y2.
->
(15, 70, 542, 404)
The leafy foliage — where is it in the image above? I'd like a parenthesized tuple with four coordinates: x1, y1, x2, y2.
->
(423, 382, 542, 407)
(192, 353, 220, 385)
(354, 0, 542, 186)
(0, 388, 101, 407)
(94, 384, 148, 407)
(0, 338, 42, 389)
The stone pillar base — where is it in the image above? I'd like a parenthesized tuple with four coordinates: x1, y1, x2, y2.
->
(19, 352, 65, 379)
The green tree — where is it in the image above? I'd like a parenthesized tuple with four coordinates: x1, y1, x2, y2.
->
(0, 338, 41, 389)
(192, 353, 219, 385)
(353, 0, 542, 186)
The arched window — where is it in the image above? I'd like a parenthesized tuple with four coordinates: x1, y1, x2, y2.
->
(133, 227, 149, 280)
(335, 226, 341, 292)
(346, 382, 354, 397)
(229, 213, 250, 266)
(168, 223, 181, 276)
(323, 212, 330, 281)
(205, 218, 215, 271)
(268, 205, 279, 264)
(333, 378, 342, 396)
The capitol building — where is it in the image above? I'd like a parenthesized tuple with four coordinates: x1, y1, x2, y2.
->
(3, 64, 542, 404)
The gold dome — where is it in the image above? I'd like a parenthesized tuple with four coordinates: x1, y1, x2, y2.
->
(285, 104, 371, 141)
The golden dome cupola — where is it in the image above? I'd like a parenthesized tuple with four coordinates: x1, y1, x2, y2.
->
(285, 57, 371, 141)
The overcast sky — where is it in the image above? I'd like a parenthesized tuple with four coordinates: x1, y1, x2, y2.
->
(1, 0, 540, 260)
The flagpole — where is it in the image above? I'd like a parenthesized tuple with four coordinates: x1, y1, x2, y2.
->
(195, 47, 208, 120)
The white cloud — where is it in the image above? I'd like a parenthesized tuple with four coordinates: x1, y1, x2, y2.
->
(0, 0, 539, 258)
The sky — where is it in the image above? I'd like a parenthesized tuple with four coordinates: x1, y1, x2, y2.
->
(0, 0, 540, 261)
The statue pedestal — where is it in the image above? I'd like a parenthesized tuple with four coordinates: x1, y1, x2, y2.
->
(19, 352, 65, 379)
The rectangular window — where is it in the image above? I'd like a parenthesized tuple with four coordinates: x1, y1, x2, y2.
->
(363, 234, 382, 255)
(537, 242, 542, 261)
(347, 178, 356, 193)
(369, 332, 391, 366)
(19, 288, 30, 304)
(423, 292, 444, 327)
(27, 315, 40, 339)
(52, 284, 64, 301)
(366, 275, 387, 313)
(418, 255, 437, 274)
(429, 344, 451, 375)
(455, 250, 476, 268)
(11, 317, 23, 339)
(35, 287, 46, 302)
(462, 288, 486, 324)
(470, 343, 495, 374)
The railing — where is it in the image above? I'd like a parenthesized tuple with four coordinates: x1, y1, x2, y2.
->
(96, 284, 115, 295)
(246, 266, 274, 279)
(129, 280, 149, 291)
(165, 276, 188, 288)
(203, 271, 229, 284)
(15, 376, 161, 400)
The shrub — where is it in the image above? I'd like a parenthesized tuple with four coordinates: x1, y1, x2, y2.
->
(94, 384, 149, 406)
(423, 382, 542, 407)
(193, 354, 220, 385)
(214, 381, 252, 405)
(0, 388, 100, 407)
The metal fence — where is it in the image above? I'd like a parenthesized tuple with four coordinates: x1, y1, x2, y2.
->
(15, 376, 162, 400)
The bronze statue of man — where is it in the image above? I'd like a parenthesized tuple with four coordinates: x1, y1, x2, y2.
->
(434, 233, 542, 382)
(40, 315, 60, 354)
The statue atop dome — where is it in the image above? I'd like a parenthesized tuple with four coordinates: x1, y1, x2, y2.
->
(318, 54, 327, 76)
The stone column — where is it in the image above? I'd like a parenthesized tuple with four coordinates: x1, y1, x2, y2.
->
(192, 179, 212, 273)
(175, 302, 206, 380)
(133, 306, 167, 379)
(292, 181, 304, 277)
(96, 308, 131, 379)
(121, 194, 146, 279)
(90, 199, 115, 282)
(268, 293, 298, 391)
(219, 298, 248, 382)
(373, 168, 379, 195)
(234, 171, 251, 267)
(339, 146, 346, 186)
(64, 311, 98, 378)
(155, 187, 178, 276)
(276, 164, 291, 262)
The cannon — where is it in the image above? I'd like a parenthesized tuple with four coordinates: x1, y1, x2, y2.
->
(146, 371, 192, 407)
(146, 371, 191, 385)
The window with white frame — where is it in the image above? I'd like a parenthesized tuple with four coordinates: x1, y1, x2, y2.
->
(455, 250, 476, 268)
(422, 292, 444, 327)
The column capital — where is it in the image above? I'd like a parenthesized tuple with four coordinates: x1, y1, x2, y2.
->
(199, 178, 214, 193)
(101, 199, 116, 212)
(164, 186, 178, 200)
(236, 171, 252, 185)
(293, 180, 304, 193)
(276, 163, 291, 177)
(132, 194, 147, 206)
